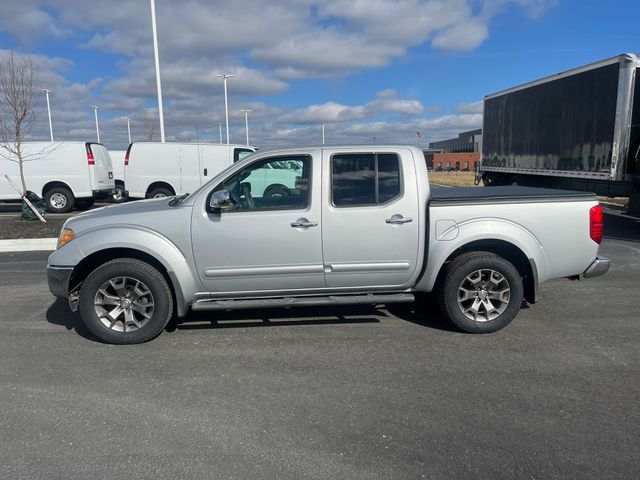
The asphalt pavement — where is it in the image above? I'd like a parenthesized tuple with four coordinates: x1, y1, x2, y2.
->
(0, 210, 638, 479)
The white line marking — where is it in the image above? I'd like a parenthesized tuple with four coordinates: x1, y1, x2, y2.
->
(0, 238, 57, 252)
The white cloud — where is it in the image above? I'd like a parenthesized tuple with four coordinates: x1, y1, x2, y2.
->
(455, 100, 484, 114)
(0, 1, 556, 149)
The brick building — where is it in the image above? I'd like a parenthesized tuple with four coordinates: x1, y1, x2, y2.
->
(431, 152, 480, 171)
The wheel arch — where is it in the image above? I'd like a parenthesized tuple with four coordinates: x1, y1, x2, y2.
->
(263, 183, 290, 194)
(59, 227, 201, 317)
(146, 181, 176, 197)
(42, 180, 74, 198)
(69, 247, 192, 317)
(436, 239, 538, 304)
(416, 220, 547, 304)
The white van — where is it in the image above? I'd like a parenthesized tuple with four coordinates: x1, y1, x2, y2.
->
(125, 143, 256, 199)
(0, 141, 114, 213)
(107, 150, 127, 203)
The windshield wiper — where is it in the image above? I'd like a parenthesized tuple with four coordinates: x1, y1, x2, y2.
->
(169, 193, 189, 206)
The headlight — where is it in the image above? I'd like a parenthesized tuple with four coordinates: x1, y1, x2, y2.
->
(57, 228, 76, 249)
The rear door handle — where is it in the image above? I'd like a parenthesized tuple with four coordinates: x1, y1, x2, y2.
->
(386, 215, 412, 225)
(291, 218, 318, 228)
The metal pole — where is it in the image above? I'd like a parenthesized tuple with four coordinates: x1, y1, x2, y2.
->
(150, 0, 165, 142)
(92, 106, 100, 143)
(241, 109, 252, 146)
(322, 123, 325, 145)
(219, 122, 222, 144)
(42, 89, 53, 142)
(216, 74, 235, 145)
(126, 117, 131, 144)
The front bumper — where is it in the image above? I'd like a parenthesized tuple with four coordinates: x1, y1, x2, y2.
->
(583, 256, 610, 279)
(47, 265, 73, 298)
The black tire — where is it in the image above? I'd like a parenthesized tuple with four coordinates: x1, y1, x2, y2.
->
(437, 252, 523, 334)
(44, 187, 75, 213)
(111, 184, 127, 203)
(75, 198, 95, 210)
(78, 259, 174, 344)
(147, 187, 173, 199)
(263, 185, 290, 198)
(509, 176, 523, 186)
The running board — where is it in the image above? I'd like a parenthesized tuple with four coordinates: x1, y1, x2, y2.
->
(191, 293, 415, 311)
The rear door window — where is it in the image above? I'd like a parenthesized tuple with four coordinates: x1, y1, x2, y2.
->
(331, 153, 401, 207)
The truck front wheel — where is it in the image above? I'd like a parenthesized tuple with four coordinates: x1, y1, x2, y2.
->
(78, 259, 174, 344)
(437, 252, 523, 333)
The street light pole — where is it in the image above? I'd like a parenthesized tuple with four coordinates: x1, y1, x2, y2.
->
(150, 0, 165, 142)
(126, 117, 132, 144)
(91, 106, 100, 143)
(322, 123, 325, 145)
(240, 109, 252, 146)
(42, 89, 53, 142)
(218, 122, 222, 144)
(216, 73, 235, 145)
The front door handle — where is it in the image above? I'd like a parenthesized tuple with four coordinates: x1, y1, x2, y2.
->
(291, 218, 318, 228)
(386, 214, 412, 225)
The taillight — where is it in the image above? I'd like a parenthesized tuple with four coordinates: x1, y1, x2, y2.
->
(590, 205, 603, 244)
(125, 144, 133, 166)
(86, 145, 95, 165)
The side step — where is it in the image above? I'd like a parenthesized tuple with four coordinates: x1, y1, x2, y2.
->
(191, 293, 415, 312)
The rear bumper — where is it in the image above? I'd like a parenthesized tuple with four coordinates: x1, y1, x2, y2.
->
(583, 256, 610, 279)
(47, 265, 73, 298)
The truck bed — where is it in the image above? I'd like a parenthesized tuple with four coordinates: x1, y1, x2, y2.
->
(429, 186, 596, 206)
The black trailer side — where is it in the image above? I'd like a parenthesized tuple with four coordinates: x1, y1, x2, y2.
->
(480, 54, 640, 197)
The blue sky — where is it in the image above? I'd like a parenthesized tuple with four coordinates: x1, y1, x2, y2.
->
(0, 0, 639, 149)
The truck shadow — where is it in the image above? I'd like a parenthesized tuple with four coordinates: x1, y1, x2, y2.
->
(45, 298, 101, 342)
(603, 212, 640, 243)
(46, 298, 457, 342)
(173, 301, 457, 333)
(174, 305, 383, 331)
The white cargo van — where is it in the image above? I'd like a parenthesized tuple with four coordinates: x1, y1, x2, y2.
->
(125, 143, 255, 199)
(107, 150, 127, 203)
(0, 141, 114, 213)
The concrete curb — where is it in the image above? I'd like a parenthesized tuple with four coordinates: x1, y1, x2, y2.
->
(0, 238, 56, 252)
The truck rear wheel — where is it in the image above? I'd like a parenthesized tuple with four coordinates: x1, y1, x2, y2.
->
(44, 187, 74, 213)
(437, 252, 523, 333)
(78, 259, 174, 344)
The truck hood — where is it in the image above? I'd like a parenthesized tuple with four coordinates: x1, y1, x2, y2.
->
(64, 197, 190, 232)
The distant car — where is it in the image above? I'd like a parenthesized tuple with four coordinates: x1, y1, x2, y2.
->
(0, 141, 114, 213)
(107, 150, 127, 203)
(124, 142, 255, 199)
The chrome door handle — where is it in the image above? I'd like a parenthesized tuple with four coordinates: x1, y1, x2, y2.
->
(291, 219, 318, 228)
(386, 215, 412, 225)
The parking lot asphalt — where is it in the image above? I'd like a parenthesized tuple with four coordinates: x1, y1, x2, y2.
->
(0, 210, 638, 479)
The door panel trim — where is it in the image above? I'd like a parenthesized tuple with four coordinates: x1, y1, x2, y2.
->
(203, 264, 324, 278)
(327, 262, 411, 273)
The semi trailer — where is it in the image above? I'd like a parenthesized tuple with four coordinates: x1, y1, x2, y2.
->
(478, 53, 640, 200)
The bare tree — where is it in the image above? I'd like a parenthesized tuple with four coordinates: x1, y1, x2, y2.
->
(142, 110, 156, 141)
(0, 51, 37, 194)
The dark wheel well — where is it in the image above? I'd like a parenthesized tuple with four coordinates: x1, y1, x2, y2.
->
(42, 181, 73, 198)
(263, 184, 290, 196)
(438, 240, 537, 304)
(146, 182, 175, 197)
(69, 248, 178, 309)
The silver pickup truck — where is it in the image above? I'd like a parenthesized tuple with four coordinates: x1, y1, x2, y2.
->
(47, 145, 610, 344)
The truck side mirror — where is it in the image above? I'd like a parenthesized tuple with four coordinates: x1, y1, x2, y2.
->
(208, 190, 233, 213)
